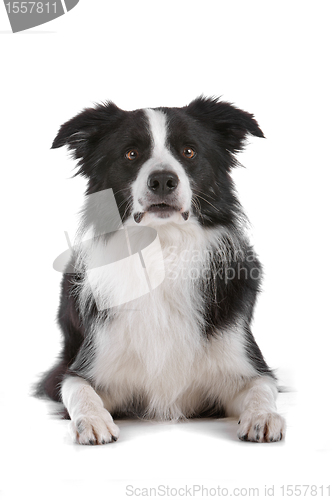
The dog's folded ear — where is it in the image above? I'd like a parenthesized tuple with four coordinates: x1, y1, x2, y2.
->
(51, 101, 124, 169)
(186, 96, 264, 154)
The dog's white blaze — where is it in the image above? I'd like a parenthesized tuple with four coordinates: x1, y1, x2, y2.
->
(131, 108, 192, 222)
(144, 107, 168, 158)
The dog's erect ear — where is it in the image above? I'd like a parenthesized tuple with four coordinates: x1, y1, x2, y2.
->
(52, 101, 124, 160)
(186, 96, 264, 153)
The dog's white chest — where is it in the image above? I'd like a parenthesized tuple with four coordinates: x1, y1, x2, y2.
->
(81, 223, 256, 418)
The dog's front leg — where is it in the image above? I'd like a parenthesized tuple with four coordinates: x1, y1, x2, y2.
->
(226, 376, 286, 443)
(61, 375, 120, 445)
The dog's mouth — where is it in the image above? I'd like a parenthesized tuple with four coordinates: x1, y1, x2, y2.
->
(148, 203, 177, 213)
(134, 203, 189, 223)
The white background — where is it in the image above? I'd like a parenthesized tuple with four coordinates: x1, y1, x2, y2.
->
(1, 2, 332, 499)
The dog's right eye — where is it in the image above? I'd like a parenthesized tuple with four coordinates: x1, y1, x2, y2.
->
(182, 147, 196, 159)
(125, 149, 139, 161)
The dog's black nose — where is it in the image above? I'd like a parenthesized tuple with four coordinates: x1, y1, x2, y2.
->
(147, 171, 179, 194)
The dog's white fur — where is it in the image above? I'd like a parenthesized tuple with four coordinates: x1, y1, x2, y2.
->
(60, 108, 286, 444)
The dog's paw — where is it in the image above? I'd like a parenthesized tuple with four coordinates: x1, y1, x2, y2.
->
(69, 409, 120, 445)
(237, 410, 286, 443)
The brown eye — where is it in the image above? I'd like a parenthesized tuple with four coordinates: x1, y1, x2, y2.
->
(182, 147, 196, 159)
(125, 149, 139, 161)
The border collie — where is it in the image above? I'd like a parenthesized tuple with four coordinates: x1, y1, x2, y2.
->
(35, 96, 286, 444)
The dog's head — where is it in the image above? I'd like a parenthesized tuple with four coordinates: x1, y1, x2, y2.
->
(52, 96, 264, 229)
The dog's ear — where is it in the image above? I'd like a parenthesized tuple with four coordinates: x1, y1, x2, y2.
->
(52, 101, 124, 164)
(186, 96, 264, 153)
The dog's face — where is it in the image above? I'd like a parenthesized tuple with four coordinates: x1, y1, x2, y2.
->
(52, 97, 264, 229)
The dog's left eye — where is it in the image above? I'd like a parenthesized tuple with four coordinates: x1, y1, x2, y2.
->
(182, 147, 196, 159)
(125, 149, 139, 161)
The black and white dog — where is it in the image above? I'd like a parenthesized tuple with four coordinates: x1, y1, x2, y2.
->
(35, 96, 286, 444)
